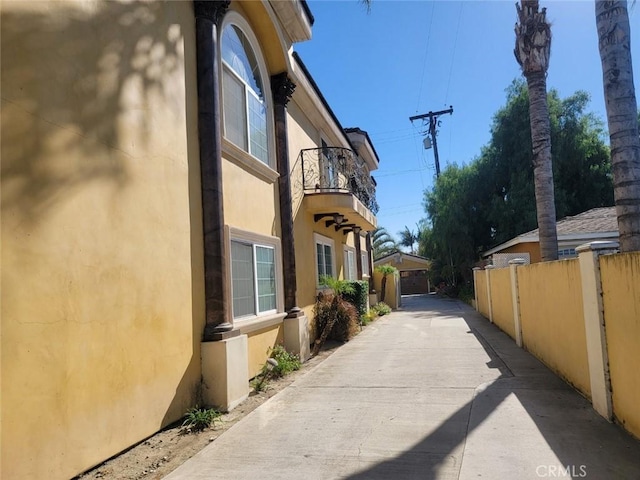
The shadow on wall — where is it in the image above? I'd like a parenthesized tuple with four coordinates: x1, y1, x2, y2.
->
(346, 295, 640, 480)
(1, 1, 186, 224)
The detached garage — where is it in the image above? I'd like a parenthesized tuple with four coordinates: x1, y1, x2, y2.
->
(374, 252, 432, 295)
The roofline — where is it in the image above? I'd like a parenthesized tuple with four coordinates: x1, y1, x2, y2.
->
(374, 251, 431, 265)
(482, 231, 620, 257)
(291, 52, 357, 151)
(344, 127, 381, 165)
(300, 0, 315, 26)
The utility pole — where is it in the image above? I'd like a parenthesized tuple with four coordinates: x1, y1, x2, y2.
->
(409, 106, 453, 178)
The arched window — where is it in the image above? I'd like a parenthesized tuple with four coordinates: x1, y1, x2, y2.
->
(221, 19, 270, 165)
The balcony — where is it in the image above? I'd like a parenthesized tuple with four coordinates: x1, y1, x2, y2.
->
(298, 147, 378, 231)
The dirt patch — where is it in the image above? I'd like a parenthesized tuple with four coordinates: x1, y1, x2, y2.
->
(74, 343, 340, 480)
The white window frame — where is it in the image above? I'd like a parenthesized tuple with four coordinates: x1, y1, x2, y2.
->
(314, 233, 335, 287)
(361, 252, 369, 278)
(219, 12, 277, 182)
(343, 246, 357, 281)
(226, 227, 284, 325)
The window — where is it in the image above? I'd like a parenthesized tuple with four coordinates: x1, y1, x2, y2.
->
(344, 247, 357, 281)
(320, 139, 338, 189)
(361, 253, 369, 277)
(558, 248, 577, 259)
(231, 240, 277, 318)
(315, 233, 335, 285)
(221, 21, 269, 164)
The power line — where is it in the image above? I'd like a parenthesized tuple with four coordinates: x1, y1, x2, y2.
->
(444, 2, 464, 105)
(415, 0, 436, 113)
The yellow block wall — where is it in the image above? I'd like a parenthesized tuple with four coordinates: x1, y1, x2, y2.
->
(1, 2, 203, 479)
(489, 268, 516, 340)
(600, 252, 640, 439)
(518, 260, 591, 397)
(475, 270, 490, 318)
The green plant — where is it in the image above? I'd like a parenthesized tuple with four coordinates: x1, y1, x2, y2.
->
(314, 293, 360, 343)
(372, 302, 391, 316)
(181, 406, 222, 432)
(374, 265, 398, 303)
(360, 308, 378, 326)
(251, 358, 278, 393)
(269, 345, 301, 378)
(343, 280, 369, 319)
(312, 276, 358, 356)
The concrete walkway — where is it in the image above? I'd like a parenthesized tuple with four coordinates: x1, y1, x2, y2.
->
(165, 295, 640, 480)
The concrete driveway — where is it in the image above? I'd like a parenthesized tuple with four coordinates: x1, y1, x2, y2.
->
(164, 294, 640, 480)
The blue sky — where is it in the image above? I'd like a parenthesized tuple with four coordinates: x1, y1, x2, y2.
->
(295, 0, 640, 243)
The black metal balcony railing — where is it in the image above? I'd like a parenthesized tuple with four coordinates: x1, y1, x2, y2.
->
(299, 147, 379, 214)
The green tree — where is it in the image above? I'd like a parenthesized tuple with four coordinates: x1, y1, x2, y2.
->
(421, 80, 614, 285)
(515, 0, 558, 261)
(371, 227, 397, 260)
(596, 1, 640, 252)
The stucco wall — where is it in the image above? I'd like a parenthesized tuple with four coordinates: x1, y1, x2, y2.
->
(1, 2, 203, 479)
(373, 270, 399, 309)
(499, 242, 541, 263)
(600, 252, 640, 439)
(489, 268, 516, 340)
(517, 260, 590, 397)
(475, 270, 490, 319)
(247, 325, 285, 379)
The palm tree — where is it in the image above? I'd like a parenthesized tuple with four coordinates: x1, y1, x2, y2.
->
(371, 227, 398, 260)
(375, 265, 397, 303)
(595, 1, 640, 252)
(514, 0, 559, 261)
(398, 226, 418, 254)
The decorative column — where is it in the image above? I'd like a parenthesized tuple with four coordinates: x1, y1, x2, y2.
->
(366, 232, 375, 294)
(485, 265, 495, 323)
(577, 241, 619, 420)
(354, 227, 363, 279)
(271, 72, 298, 314)
(472, 267, 482, 311)
(194, 0, 234, 341)
(508, 258, 526, 347)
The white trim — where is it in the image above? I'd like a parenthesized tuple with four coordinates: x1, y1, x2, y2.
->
(237, 312, 288, 335)
(343, 245, 357, 281)
(219, 11, 276, 173)
(226, 226, 285, 326)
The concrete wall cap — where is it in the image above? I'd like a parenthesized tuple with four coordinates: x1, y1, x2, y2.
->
(576, 241, 620, 253)
(508, 258, 527, 265)
(485, 265, 496, 269)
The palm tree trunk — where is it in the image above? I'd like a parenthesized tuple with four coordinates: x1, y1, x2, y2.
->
(596, 0, 640, 252)
(380, 275, 387, 303)
(526, 70, 558, 261)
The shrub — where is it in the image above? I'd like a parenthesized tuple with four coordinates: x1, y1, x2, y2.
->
(361, 308, 378, 326)
(182, 406, 222, 432)
(269, 345, 301, 378)
(372, 302, 391, 316)
(343, 280, 369, 319)
(314, 293, 360, 343)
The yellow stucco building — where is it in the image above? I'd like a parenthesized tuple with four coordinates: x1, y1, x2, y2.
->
(1, 1, 379, 478)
